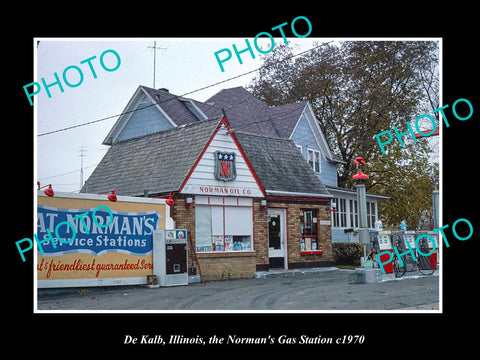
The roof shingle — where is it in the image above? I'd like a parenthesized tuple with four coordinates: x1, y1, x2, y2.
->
(82, 117, 330, 198)
(83, 118, 222, 196)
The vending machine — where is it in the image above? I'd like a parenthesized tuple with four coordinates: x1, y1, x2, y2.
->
(153, 229, 189, 287)
(377, 231, 394, 274)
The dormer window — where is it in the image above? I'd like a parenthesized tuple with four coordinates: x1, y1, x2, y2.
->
(181, 99, 206, 121)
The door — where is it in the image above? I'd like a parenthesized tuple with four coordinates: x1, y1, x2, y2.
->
(268, 209, 287, 269)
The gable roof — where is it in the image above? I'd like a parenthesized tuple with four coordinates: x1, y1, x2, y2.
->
(142, 86, 208, 125)
(102, 85, 343, 164)
(84, 117, 222, 196)
(204, 87, 269, 114)
(234, 132, 331, 197)
(203, 87, 307, 139)
(204, 87, 343, 164)
(103, 85, 210, 145)
(82, 116, 331, 198)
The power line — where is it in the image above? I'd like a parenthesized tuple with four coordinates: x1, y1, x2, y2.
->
(38, 41, 332, 137)
(39, 163, 98, 180)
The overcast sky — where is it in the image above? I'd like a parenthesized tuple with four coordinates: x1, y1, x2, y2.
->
(35, 38, 321, 193)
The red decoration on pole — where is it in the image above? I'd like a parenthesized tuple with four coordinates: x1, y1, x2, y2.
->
(352, 157, 369, 180)
(44, 184, 54, 197)
(108, 190, 117, 202)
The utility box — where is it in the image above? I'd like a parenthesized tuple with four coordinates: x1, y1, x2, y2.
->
(349, 268, 383, 284)
(358, 228, 370, 245)
(153, 229, 188, 287)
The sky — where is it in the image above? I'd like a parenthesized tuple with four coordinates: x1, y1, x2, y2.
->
(35, 38, 322, 193)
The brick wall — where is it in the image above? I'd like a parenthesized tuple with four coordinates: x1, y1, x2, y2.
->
(253, 199, 269, 269)
(170, 196, 198, 273)
(197, 252, 256, 281)
(171, 195, 333, 281)
(172, 195, 257, 281)
(265, 200, 333, 269)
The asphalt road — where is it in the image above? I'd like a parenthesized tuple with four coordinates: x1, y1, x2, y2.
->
(37, 269, 439, 311)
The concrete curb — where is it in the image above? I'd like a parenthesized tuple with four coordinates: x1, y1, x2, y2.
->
(254, 267, 339, 279)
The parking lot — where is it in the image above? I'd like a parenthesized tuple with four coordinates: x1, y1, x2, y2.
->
(37, 269, 439, 311)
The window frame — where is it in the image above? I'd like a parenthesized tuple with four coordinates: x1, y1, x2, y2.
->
(307, 148, 321, 173)
(195, 196, 254, 253)
(300, 209, 322, 254)
(333, 198, 347, 228)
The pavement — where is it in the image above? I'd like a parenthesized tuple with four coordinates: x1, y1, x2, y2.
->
(36, 268, 440, 311)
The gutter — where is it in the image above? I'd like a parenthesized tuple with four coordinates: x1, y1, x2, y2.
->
(265, 189, 333, 199)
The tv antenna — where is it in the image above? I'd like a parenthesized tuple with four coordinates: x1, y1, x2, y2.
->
(147, 41, 168, 88)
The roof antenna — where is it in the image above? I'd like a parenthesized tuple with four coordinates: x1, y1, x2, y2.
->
(147, 41, 168, 89)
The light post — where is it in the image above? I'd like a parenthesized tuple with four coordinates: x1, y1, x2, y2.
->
(352, 157, 370, 266)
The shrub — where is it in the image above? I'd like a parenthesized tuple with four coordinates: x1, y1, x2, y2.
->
(333, 242, 363, 265)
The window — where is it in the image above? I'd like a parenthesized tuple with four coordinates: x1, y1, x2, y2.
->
(300, 209, 319, 251)
(181, 99, 206, 121)
(295, 144, 303, 154)
(349, 199, 358, 228)
(367, 201, 376, 229)
(195, 196, 253, 253)
(333, 198, 347, 227)
(307, 148, 320, 173)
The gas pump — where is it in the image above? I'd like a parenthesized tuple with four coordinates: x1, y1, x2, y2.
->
(377, 231, 394, 274)
(416, 231, 438, 273)
(393, 231, 416, 272)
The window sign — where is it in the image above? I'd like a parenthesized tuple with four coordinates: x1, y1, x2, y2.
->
(195, 196, 253, 253)
(301, 209, 319, 252)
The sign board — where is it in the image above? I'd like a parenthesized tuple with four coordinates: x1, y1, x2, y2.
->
(37, 192, 170, 288)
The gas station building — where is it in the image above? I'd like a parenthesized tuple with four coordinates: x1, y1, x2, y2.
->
(82, 116, 335, 280)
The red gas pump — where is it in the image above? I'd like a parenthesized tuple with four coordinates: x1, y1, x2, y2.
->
(377, 231, 394, 274)
(416, 231, 438, 274)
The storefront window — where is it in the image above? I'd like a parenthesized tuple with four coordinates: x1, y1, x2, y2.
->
(195, 196, 253, 253)
(300, 209, 319, 251)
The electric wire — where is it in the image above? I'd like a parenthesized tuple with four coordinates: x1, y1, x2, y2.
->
(39, 164, 98, 180)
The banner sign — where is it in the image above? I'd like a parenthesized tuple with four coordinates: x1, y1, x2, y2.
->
(36, 196, 166, 287)
(37, 205, 160, 256)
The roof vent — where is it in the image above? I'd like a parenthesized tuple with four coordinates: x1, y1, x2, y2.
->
(158, 88, 169, 93)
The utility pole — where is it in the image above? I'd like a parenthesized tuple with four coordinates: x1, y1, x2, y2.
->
(147, 41, 168, 88)
(79, 146, 87, 190)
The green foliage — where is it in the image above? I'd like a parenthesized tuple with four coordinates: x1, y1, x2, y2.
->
(332, 243, 363, 265)
(248, 41, 439, 229)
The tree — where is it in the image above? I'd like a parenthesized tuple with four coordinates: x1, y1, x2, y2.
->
(248, 40, 439, 229)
